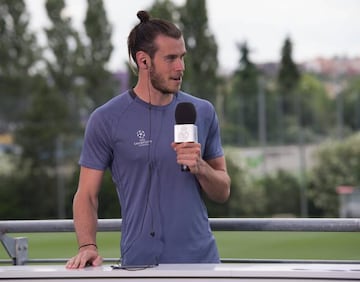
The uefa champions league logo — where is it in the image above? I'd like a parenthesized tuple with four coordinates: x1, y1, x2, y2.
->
(134, 130, 151, 147)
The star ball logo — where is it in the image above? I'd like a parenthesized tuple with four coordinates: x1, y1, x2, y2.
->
(134, 129, 152, 147)
(137, 130, 145, 139)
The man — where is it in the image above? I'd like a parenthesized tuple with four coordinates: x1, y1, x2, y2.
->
(66, 10, 230, 269)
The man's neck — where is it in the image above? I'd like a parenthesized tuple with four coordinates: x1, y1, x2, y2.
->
(133, 85, 174, 106)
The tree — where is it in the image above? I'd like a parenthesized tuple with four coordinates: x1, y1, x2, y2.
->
(261, 170, 301, 216)
(148, 0, 178, 21)
(276, 36, 300, 144)
(277, 36, 300, 113)
(12, 0, 88, 219)
(309, 133, 360, 217)
(0, 0, 41, 131)
(179, 0, 219, 105)
(225, 41, 259, 145)
(341, 77, 360, 133)
(13, 76, 67, 219)
(83, 0, 118, 109)
(297, 74, 333, 141)
(16, 79, 67, 169)
(44, 0, 86, 135)
(66, 0, 118, 217)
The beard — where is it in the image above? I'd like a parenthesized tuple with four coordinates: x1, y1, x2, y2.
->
(149, 65, 181, 95)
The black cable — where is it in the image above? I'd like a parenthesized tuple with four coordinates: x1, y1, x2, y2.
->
(119, 69, 155, 265)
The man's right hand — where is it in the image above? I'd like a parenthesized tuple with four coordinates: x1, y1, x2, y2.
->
(66, 247, 103, 269)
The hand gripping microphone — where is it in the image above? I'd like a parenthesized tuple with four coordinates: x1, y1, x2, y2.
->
(174, 102, 198, 171)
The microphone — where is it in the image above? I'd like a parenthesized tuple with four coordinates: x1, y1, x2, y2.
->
(174, 102, 198, 171)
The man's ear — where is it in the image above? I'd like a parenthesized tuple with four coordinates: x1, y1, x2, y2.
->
(136, 51, 150, 70)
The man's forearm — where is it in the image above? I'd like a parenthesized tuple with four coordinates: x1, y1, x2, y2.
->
(73, 192, 99, 247)
(196, 158, 231, 203)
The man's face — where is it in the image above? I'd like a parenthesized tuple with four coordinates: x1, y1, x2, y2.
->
(149, 35, 186, 95)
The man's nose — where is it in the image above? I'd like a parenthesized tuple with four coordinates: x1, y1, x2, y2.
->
(175, 58, 185, 71)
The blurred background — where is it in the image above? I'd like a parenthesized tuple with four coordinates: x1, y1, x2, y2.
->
(1, 0, 360, 220)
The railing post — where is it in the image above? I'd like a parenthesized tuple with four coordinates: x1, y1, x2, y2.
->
(0, 233, 28, 265)
(14, 237, 28, 265)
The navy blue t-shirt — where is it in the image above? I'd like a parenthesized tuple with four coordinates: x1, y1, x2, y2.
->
(80, 90, 224, 265)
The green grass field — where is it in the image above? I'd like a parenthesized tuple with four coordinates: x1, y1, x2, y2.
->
(1, 231, 359, 262)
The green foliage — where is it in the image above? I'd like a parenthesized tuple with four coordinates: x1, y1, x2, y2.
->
(262, 88, 281, 145)
(0, 0, 41, 128)
(236, 178, 267, 217)
(221, 122, 250, 145)
(15, 81, 67, 168)
(148, 0, 178, 21)
(45, 0, 84, 81)
(298, 74, 333, 133)
(179, 0, 219, 105)
(45, 0, 86, 134)
(275, 73, 334, 144)
(72, 4, 119, 225)
(277, 36, 300, 99)
(260, 170, 301, 216)
(4, 0, 116, 219)
(225, 42, 259, 146)
(0, 0, 357, 220)
(0, 172, 25, 219)
(84, 0, 113, 63)
(0, 165, 60, 219)
(275, 36, 301, 144)
(233, 42, 259, 99)
(309, 133, 360, 216)
(83, 0, 118, 108)
(1, 123, 77, 219)
(342, 77, 360, 131)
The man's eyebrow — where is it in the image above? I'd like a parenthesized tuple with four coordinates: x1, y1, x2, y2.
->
(165, 52, 187, 59)
(164, 54, 179, 60)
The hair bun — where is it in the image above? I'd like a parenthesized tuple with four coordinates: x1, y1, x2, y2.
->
(137, 11, 150, 23)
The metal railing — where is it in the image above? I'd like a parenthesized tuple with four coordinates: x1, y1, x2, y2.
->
(1, 218, 360, 265)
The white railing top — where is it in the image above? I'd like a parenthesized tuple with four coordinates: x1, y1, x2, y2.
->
(1, 218, 360, 233)
(1, 218, 360, 265)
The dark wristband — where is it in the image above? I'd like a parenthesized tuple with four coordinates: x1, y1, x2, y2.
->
(78, 243, 97, 250)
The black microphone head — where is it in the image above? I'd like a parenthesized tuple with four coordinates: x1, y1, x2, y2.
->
(175, 102, 196, 124)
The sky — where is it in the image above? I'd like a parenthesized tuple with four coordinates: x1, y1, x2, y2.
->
(24, 0, 360, 72)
